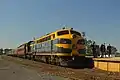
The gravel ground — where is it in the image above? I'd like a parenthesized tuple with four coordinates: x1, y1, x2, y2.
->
(0, 55, 69, 80)
(1, 55, 120, 80)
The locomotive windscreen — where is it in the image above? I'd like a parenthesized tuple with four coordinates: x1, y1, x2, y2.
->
(57, 30, 69, 36)
(70, 30, 81, 36)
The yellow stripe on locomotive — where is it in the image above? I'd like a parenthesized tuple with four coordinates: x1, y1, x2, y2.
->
(31, 27, 86, 57)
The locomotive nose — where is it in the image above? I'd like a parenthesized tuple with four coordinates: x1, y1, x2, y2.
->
(72, 34, 77, 39)
(72, 44, 76, 49)
(76, 39, 86, 54)
(77, 39, 85, 45)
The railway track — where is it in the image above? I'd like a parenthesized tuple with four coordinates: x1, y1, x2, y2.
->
(9, 54, 94, 69)
(2, 55, 120, 80)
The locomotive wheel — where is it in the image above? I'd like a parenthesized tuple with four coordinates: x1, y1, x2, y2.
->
(48, 56, 51, 64)
(58, 58, 68, 67)
(25, 55, 27, 59)
(50, 56, 54, 65)
(53, 56, 57, 65)
(56, 57, 60, 66)
(46, 57, 49, 64)
(32, 55, 35, 61)
(42, 56, 46, 63)
(29, 55, 31, 60)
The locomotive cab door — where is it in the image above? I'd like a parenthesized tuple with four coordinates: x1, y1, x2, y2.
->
(51, 40, 53, 54)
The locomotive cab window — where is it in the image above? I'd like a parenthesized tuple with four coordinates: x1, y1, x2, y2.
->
(52, 34, 55, 38)
(70, 30, 81, 36)
(57, 30, 69, 36)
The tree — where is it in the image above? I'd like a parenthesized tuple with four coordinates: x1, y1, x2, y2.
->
(85, 39, 93, 55)
(4, 48, 12, 54)
(0, 48, 3, 55)
(115, 52, 120, 57)
(86, 40, 92, 45)
(111, 46, 117, 54)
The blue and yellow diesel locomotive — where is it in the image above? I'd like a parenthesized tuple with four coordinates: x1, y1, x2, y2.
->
(30, 27, 86, 66)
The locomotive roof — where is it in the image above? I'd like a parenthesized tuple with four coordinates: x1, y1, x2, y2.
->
(17, 40, 33, 48)
(34, 28, 75, 41)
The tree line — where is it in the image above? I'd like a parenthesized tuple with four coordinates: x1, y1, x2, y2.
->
(85, 39, 119, 56)
(0, 48, 12, 55)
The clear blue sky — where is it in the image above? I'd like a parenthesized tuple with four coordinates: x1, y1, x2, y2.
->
(0, 0, 120, 51)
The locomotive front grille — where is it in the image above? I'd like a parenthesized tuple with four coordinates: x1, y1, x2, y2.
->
(77, 49, 86, 54)
(57, 47, 72, 53)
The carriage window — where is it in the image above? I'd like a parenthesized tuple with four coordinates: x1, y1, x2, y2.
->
(40, 39, 43, 42)
(57, 30, 69, 36)
(37, 40, 40, 43)
(42, 39, 44, 42)
(48, 36, 51, 40)
(70, 30, 81, 36)
(53, 34, 55, 38)
(31, 41, 35, 44)
(43, 38, 45, 41)
(44, 37, 47, 41)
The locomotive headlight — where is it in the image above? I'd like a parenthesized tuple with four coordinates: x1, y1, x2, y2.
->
(72, 57, 75, 60)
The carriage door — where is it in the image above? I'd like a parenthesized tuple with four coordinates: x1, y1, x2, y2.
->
(51, 34, 55, 54)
